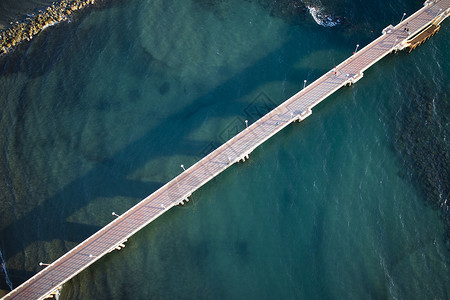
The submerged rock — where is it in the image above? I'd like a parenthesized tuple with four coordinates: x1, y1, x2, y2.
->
(159, 82, 170, 95)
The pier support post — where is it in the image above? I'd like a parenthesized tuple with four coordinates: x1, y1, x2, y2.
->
(44, 285, 62, 299)
(179, 198, 190, 205)
(240, 153, 251, 162)
(178, 193, 191, 206)
(107, 239, 128, 253)
(345, 72, 364, 86)
(296, 109, 312, 121)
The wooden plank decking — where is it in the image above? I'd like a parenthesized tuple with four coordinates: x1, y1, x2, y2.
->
(2, 0, 449, 299)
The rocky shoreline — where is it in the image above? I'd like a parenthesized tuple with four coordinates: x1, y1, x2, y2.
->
(0, 0, 103, 55)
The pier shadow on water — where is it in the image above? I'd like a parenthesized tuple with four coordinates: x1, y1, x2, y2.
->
(0, 20, 347, 290)
(0, 0, 405, 292)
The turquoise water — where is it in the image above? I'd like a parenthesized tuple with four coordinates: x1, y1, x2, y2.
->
(0, 0, 449, 298)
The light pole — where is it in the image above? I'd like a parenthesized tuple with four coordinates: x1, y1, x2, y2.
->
(354, 44, 359, 54)
(180, 164, 186, 171)
(245, 120, 248, 129)
(39, 262, 50, 266)
(400, 12, 406, 23)
(303, 80, 307, 89)
(392, 38, 398, 48)
(112, 212, 120, 217)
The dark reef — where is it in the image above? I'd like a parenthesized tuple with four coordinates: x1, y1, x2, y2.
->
(393, 82, 450, 245)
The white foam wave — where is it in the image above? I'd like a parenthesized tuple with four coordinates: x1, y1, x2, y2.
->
(41, 20, 59, 31)
(307, 6, 341, 27)
(0, 248, 13, 290)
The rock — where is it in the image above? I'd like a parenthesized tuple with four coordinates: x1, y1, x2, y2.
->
(0, 0, 106, 53)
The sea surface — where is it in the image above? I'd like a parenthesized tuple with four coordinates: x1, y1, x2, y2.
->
(0, 0, 449, 299)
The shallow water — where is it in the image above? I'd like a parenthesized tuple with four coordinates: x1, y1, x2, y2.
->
(0, 0, 449, 298)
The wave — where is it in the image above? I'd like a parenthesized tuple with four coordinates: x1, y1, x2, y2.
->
(251, 0, 344, 28)
(0, 248, 13, 291)
(41, 20, 59, 31)
(307, 5, 342, 27)
(41, 17, 69, 31)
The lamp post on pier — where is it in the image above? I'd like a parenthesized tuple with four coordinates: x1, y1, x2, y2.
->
(180, 164, 186, 171)
(392, 38, 398, 49)
(39, 262, 50, 267)
(112, 212, 120, 217)
(400, 12, 406, 23)
(303, 80, 307, 89)
(245, 120, 248, 129)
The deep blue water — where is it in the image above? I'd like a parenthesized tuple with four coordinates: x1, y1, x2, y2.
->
(0, 0, 449, 298)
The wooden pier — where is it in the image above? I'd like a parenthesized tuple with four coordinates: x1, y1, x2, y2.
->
(2, 0, 449, 299)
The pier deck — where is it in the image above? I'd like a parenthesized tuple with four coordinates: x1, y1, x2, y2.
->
(2, 0, 449, 299)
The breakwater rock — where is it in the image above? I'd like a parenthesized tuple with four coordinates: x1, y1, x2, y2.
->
(0, 0, 101, 55)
